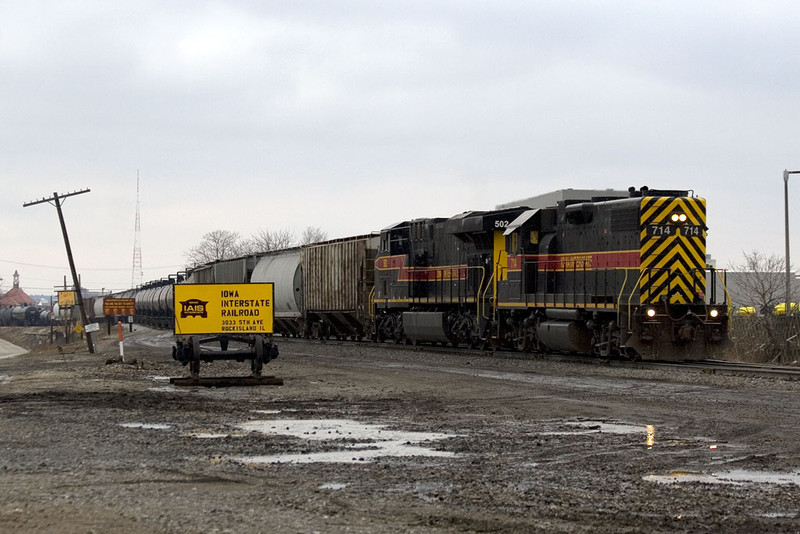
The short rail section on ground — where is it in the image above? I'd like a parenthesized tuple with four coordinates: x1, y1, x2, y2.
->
(169, 375, 284, 387)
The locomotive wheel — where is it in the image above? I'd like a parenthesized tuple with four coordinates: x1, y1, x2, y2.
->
(625, 347, 642, 362)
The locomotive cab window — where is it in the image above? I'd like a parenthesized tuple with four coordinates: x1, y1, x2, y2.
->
(505, 233, 519, 254)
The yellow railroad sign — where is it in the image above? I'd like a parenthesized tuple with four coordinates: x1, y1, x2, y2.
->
(173, 283, 274, 335)
(58, 290, 76, 307)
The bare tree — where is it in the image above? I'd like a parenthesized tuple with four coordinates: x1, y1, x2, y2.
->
(183, 230, 245, 267)
(726, 250, 800, 363)
(728, 250, 795, 315)
(244, 228, 297, 253)
(300, 226, 328, 245)
(184, 225, 330, 267)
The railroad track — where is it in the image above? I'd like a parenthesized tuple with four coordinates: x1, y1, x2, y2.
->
(276, 336, 800, 381)
(661, 359, 800, 380)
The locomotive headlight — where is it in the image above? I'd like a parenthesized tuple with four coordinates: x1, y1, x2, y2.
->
(679, 214, 687, 222)
(670, 214, 679, 222)
(709, 309, 719, 318)
(646, 308, 657, 318)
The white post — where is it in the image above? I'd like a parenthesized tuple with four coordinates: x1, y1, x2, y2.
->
(118, 321, 125, 362)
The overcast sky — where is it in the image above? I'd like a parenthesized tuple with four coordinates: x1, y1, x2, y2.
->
(2, 1, 799, 296)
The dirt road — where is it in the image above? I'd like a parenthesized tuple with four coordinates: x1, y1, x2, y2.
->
(1, 326, 799, 533)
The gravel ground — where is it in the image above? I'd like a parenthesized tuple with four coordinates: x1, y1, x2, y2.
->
(1, 326, 799, 533)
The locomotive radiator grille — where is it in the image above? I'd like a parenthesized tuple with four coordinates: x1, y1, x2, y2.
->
(638, 197, 706, 304)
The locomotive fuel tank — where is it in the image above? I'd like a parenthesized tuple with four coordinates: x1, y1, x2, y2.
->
(402, 312, 452, 345)
(536, 321, 593, 354)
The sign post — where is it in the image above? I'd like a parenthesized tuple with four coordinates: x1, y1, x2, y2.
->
(118, 321, 124, 362)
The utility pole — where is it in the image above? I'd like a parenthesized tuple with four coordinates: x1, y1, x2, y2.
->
(24, 189, 95, 354)
(784, 170, 799, 362)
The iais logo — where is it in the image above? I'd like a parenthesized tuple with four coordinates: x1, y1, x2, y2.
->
(180, 298, 209, 318)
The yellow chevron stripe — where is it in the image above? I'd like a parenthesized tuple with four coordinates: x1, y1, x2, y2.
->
(638, 196, 707, 305)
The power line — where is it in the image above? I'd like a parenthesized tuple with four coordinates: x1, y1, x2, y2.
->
(0, 258, 182, 271)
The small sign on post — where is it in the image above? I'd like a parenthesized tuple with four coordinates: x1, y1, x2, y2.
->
(58, 290, 76, 307)
(103, 298, 136, 316)
(118, 321, 125, 362)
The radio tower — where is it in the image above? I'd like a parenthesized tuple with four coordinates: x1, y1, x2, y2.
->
(131, 172, 143, 289)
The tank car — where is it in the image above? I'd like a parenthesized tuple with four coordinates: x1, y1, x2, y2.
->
(134, 276, 183, 328)
(0, 307, 12, 326)
(52, 303, 71, 325)
(11, 305, 43, 326)
(92, 297, 105, 322)
(374, 187, 729, 360)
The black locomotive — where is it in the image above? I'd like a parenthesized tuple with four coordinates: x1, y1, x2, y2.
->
(373, 186, 727, 360)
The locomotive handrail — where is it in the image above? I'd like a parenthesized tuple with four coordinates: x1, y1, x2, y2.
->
(639, 265, 672, 306)
(688, 267, 710, 304)
(482, 268, 497, 320)
(715, 268, 732, 313)
(713, 268, 734, 329)
(368, 286, 375, 320)
(616, 267, 631, 326)
(467, 265, 487, 321)
(625, 269, 649, 331)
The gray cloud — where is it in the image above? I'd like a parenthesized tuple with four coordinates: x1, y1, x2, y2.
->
(2, 1, 800, 292)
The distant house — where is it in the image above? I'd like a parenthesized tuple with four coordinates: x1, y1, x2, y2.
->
(0, 271, 35, 307)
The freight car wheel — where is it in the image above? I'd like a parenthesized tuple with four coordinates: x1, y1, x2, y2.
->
(251, 358, 263, 376)
(252, 336, 264, 377)
(189, 337, 201, 378)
